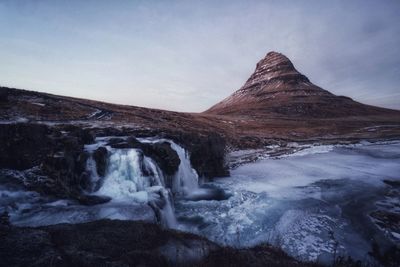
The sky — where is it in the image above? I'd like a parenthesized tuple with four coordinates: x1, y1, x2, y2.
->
(0, 0, 399, 112)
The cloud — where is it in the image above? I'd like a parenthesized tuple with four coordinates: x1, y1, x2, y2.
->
(0, 0, 399, 111)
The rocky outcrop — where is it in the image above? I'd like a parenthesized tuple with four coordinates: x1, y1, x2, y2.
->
(171, 132, 229, 179)
(0, 123, 106, 204)
(142, 142, 181, 176)
(0, 123, 54, 170)
(0, 219, 317, 267)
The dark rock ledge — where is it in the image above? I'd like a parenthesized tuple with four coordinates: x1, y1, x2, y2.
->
(0, 218, 319, 267)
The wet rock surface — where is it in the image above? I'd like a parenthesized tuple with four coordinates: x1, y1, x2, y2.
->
(142, 142, 181, 176)
(171, 132, 229, 179)
(92, 147, 108, 177)
(0, 123, 103, 204)
(0, 219, 317, 267)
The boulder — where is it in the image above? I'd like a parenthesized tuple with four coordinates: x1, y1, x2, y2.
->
(142, 142, 180, 176)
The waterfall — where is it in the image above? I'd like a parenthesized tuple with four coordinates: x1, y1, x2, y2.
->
(169, 141, 199, 195)
(84, 137, 201, 228)
(96, 149, 152, 201)
(85, 155, 101, 192)
(84, 142, 176, 228)
(137, 138, 200, 195)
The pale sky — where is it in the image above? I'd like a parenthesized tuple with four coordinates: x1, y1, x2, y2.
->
(1, 0, 399, 112)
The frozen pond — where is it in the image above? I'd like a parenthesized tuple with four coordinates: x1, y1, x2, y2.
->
(175, 142, 400, 262)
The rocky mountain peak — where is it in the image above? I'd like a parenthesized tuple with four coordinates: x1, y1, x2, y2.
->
(243, 51, 309, 88)
(204, 50, 395, 117)
(258, 51, 293, 69)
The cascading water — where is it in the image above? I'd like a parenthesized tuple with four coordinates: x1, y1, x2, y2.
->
(137, 138, 225, 202)
(96, 149, 154, 201)
(85, 156, 101, 192)
(169, 141, 199, 195)
(137, 138, 200, 195)
(84, 137, 200, 228)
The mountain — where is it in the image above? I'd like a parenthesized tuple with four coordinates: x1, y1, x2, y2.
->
(205, 51, 396, 118)
(1, 51, 400, 148)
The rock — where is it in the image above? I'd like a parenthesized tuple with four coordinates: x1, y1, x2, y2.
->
(108, 136, 142, 149)
(173, 132, 229, 179)
(142, 142, 180, 176)
(197, 244, 312, 267)
(0, 219, 318, 267)
(106, 137, 125, 146)
(383, 180, 400, 187)
(0, 123, 54, 170)
(42, 147, 86, 187)
(93, 147, 108, 176)
(0, 212, 11, 234)
(0, 87, 8, 102)
(94, 127, 123, 137)
(78, 171, 91, 191)
(59, 124, 95, 144)
(76, 195, 112, 206)
(81, 129, 96, 144)
(0, 123, 97, 202)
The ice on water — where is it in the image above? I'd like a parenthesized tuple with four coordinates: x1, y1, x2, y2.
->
(175, 142, 400, 262)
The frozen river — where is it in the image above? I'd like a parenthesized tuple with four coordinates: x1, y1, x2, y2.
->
(175, 142, 400, 262)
